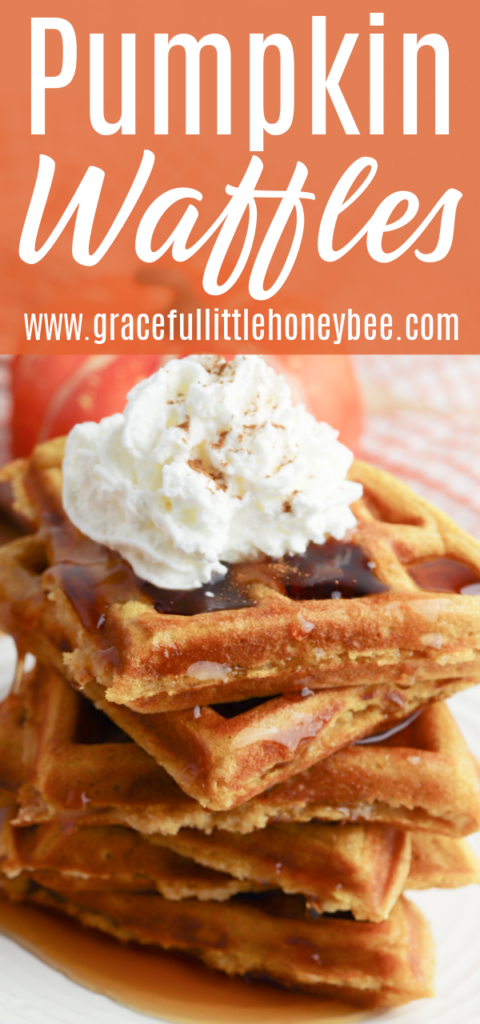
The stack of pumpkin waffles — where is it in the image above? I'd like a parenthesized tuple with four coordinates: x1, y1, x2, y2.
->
(1, 437, 480, 1009)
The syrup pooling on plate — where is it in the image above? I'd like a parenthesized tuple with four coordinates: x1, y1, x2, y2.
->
(0, 897, 357, 1023)
(408, 557, 480, 595)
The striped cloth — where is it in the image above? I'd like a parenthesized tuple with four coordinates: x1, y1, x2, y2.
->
(353, 356, 480, 539)
(0, 356, 11, 468)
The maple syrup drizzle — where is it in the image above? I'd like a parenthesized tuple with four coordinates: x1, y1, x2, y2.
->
(153, 571, 255, 616)
(0, 898, 355, 1023)
(408, 557, 480, 594)
(51, 535, 387, 629)
(355, 708, 423, 745)
(280, 539, 388, 601)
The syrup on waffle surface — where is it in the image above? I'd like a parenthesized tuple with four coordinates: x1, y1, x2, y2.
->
(0, 874, 435, 1009)
(3, 663, 480, 838)
(1, 438, 480, 714)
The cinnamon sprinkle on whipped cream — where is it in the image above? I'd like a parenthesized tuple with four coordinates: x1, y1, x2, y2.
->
(62, 355, 362, 589)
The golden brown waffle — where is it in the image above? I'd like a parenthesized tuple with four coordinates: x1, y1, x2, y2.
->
(0, 819, 260, 902)
(150, 821, 411, 921)
(2, 531, 479, 808)
(81, 673, 476, 809)
(0, 816, 409, 922)
(3, 811, 477, 922)
(407, 834, 480, 890)
(1, 438, 480, 714)
(0, 689, 26, 809)
(4, 663, 480, 838)
(223, 701, 480, 836)
(152, 823, 480, 914)
(2, 645, 476, 811)
(4, 623, 477, 811)
(0, 875, 434, 1008)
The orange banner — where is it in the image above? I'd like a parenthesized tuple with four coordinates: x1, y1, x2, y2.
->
(0, 0, 478, 353)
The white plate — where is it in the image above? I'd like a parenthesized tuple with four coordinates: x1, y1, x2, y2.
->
(1, 633, 480, 1024)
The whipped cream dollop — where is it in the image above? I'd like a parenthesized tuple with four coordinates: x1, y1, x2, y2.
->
(62, 355, 362, 590)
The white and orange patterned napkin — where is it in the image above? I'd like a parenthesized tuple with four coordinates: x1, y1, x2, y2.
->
(354, 356, 480, 538)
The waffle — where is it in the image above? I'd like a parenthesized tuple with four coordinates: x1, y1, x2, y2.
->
(82, 672, 478, 809)
(4, 663, 480, 838)
(0, 689, 25, 809)
(0, 815, 409, 922)
(4, 599, 477, 810)
(0, 819, 260, 902)
(2, 470, 480, 808)
(0, 875, 434, 1009)
(1, 438, 480, 715)
(3, 808, 477, 919)
(151, 821, 413, 922)
(407, 834, 480, 890)
(4, 646, 477, 812)
(223, 700, 480, 836)
(1, 436, 479, 1013)
(151, 824, 480, 916)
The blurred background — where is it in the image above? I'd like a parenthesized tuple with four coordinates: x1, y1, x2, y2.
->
(1, 353, 480, 537)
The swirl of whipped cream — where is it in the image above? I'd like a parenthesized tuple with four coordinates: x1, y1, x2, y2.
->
(62, 355, 362, 590)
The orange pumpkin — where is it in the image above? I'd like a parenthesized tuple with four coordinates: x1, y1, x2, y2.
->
(12, 354, 363, 458)
(12, 355, 162, 457)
